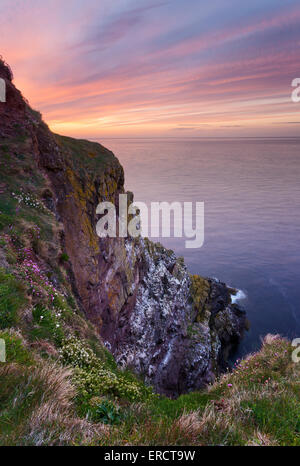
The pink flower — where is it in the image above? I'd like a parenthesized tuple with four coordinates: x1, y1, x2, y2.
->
(227, 383, 233, 387)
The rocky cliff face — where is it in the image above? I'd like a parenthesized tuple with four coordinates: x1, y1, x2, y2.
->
(0, 59, 246, 397)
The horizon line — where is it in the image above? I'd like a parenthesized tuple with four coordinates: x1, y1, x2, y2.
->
(92, 136, 300, 140)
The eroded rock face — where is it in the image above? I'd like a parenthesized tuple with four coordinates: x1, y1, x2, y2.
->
(109, 243, 246, 397)
(0, 60, 247, 397)
(111, 240, 192, 397)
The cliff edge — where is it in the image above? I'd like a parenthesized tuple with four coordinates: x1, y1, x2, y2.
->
(0, 59, 246, 397)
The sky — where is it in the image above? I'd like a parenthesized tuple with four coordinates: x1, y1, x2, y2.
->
(1, 0, 300, 138)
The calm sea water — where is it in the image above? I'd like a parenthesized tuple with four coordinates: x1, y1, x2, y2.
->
(99, 138, 300, 357)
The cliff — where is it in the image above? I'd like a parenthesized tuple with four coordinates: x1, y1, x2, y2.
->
(1, 60, 299, 447)
(0, 58, 246, 397)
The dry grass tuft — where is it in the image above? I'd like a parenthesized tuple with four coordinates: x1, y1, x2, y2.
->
(26, 361, 109, 445)
(247, 430, 278, 446)
(0, 360, 108, 445)
(172, 410, 202, 444)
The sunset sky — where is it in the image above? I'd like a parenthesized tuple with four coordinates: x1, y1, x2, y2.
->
(1, 0, 300, 138)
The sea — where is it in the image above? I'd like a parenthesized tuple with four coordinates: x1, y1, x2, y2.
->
(99, 137, 300, 358)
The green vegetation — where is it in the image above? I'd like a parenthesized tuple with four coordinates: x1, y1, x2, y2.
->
(0, 115, 298, 446)
(59, 252, 69, 263)
(243, 397, 300, 445)
(0, 269, 27, 329)
(58, 335, 153, 419)
(31, 304, 64, 345)
(81, 399, 122, 425)
(0, 326, 298, 445)
(55, 134, 115, 174)
(0, 331, 33, 365)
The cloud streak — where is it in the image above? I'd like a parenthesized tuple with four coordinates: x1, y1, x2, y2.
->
(1, 0, 300, 137)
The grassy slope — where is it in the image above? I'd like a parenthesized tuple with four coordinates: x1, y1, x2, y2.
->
(0, 133, 299, 446)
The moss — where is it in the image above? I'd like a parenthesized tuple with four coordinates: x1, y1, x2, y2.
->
(65, 166, 100, 252)
(190, 274, 211, 323)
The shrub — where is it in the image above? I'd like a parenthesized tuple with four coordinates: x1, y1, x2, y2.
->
(59, 336, 100, 369)
(73, 366, 145, 401)
(59, 337, 152, 402)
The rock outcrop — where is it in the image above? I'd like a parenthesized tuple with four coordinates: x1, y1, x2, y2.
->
(0, 59, 247, 397)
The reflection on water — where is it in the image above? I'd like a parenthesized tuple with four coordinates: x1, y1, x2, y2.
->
(98, 138, 300, 357)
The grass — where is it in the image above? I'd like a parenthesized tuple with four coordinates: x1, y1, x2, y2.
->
(0, 361, 108, 445)
(0, 330, 33, 365)
(0, 138, 53, 243)
(0, 268, 27, 329)
(55, 134, 115, 174)
(99, 335, 300, 446)
(0, 332, 298, 446)
(30, 304, 65, 345)
(243, 396, 300, 445)
(148, 391, 216, 421)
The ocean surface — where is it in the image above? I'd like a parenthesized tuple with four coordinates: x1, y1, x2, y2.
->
(99, 138, 300, 358)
